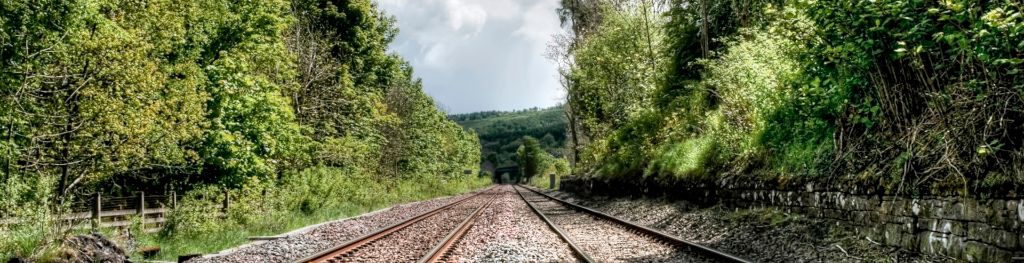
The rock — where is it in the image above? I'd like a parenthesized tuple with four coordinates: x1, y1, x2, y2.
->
(60, 233, 128, 263)
(138, 246, 160, 259)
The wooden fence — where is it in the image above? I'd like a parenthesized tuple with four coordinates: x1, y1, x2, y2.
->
(1, 191, 231, 234)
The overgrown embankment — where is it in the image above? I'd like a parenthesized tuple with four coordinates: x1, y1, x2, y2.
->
(554, 0, 1022, 260)
(557, 1, 1024, 202)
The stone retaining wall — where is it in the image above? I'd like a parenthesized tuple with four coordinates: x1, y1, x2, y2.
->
(559, 178, 1023, 262)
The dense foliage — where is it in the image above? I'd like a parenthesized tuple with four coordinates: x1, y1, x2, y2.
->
(1, 0, 482, 259)
(451, 106, 567, 171)
(556, 0, 1023, 196)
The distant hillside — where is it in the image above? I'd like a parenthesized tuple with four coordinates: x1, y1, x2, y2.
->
(451, 106, 567, 172)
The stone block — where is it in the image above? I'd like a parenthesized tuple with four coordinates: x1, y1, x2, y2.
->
(912, 198, 927, 213)
(830, 192, 847, 209)
(962, 199, 980, 222)
(880, 200, 896, 216)
(963, 240, 1012, 263)
(851, 211, 872, 225)
(919, 230, 965, 258)
(927, 199, 950, 220)
(942, 201, 966, 220)
(973, 200, 995, 224)
(823, 207, 847, 220)
(884, 223, 905, 247)
(990, 199, 1009, 229)
(799, 192, 814, 207)
(878, 211, 896, 223)
(859, 224, 881, 241)
(1009, 199, 1023, 230)
(785, 192, 797, 206)
(852, 195, 876, 211)
(894, 199, 914, 217)
(1018, 229, 1024, 251)
(898, 231, 918, 250)
(967, 222, 1017, 251)
(916, 218, 936, 233)
(926, 219, 967, 236)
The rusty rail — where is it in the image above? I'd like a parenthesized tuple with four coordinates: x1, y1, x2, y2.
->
(513, 185, 595, 263)
(519, 185, 754, 263)
(417, 195, 496, 263)
(294, 186, 496, 263)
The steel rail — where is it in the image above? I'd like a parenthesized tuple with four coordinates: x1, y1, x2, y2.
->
(513, 185, 595, 263)
(294, 186, 497, 263)
(520, 185, 754, 263)
(417, 193, 497, 263)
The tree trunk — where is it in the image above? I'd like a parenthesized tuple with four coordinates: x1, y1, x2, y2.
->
(700, 0, 709, 58)
(565, 97, 581, 166)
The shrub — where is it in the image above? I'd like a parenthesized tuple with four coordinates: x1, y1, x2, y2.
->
(0, 175, 64, 260)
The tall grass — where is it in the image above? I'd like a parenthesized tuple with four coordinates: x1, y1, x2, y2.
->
(0, 174, 66, 261)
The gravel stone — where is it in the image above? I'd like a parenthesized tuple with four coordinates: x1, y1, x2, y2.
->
(329, 189, 496, 262)
(445, 185, 579, 263)
(518, 187, 710, 263)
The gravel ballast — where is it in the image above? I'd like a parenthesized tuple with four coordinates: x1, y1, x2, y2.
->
(330, 189, 497, 262)
(195, 184, 930, 263)
(445, 185, 580, 263)
(536, 186, 954, 263)
(518, 187, 710, 263)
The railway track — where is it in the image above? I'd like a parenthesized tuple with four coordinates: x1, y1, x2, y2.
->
(295, 184, 751, 263)
(294, 186, 498, 263)
(514, 185, 752, 263)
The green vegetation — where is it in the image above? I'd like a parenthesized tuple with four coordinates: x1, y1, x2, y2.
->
(528, 174, 562, 190)
(1, 0, 483, 260)
(451, 106, 567, 172)
(556, 0, 1024, 196)
(514, 136, 569, 183)
(150, 167, 489, 260)
(517, 137, 545, 183)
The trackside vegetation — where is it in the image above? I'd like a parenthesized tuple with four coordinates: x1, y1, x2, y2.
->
(0, 0, 486, 260)
(555, 0, 1023, 196)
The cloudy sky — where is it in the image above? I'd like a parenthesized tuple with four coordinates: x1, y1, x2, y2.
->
(376, 0, 565, 114)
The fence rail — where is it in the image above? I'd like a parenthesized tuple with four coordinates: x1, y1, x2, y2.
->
(1, 191, 231, 234)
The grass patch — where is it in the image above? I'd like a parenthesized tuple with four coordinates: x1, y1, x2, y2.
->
(647, 135, 720, 181)
(527, 174, 560, 189)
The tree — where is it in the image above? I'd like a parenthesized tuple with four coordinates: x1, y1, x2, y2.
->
(516, 136, 544, 183)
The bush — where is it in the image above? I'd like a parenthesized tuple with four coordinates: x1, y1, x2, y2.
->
(0, 174, 63, 260)
(803, 0, 1024, 193)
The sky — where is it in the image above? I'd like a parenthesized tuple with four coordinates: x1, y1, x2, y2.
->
(376, 0, 565, 114)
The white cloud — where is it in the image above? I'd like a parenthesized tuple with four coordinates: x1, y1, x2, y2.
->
(514, 0, 562, 47)
(441, 0, 487, 33)
(376, 0, 565, 113)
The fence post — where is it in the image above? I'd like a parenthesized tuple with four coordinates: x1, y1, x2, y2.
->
(549, 174, 556, 189)
(222, 190, 229, 215)
(92, 193, 101, 230)
(170, 191, 177, 209)
(137, 191, 145, 215)
(137, 191, 146, 229)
